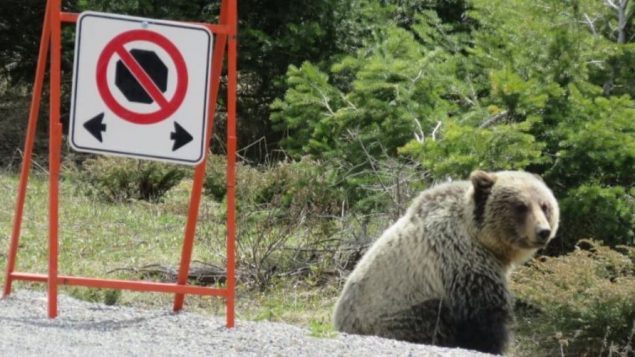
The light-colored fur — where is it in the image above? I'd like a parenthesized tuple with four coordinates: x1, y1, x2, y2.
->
(333, 170, 559, 353)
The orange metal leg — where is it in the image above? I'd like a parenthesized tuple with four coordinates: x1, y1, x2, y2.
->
(2, 1, 52, 299)
(172, 157, 208, 311)
(226, 40, 237, 329)
(172, 32, 229, 312)
(4, 1, 238, 325)
(11, 273, 228, 296)
(48, 0, 62, 319)
(225, 0, 238, 329)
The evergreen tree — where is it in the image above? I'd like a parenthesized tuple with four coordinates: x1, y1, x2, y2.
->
(272, 0, 635, 250)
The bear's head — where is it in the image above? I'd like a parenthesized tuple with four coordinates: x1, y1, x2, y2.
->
(467, 170, 560, 265)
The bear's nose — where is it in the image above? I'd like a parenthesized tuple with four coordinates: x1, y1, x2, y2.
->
(537, 228, 551, 241)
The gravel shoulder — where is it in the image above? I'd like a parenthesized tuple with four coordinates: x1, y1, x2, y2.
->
(1, 290, 491, 356)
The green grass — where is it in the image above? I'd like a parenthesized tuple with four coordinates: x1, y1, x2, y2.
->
(0, 170, 339, 327)
(3, 169, 633, 356)
(0, 172, 213, 279)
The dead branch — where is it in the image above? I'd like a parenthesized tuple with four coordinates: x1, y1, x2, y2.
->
(413, 118, 425, 143)
(413, 119, 442, 143)
(479, 111, 509, 128)
(604, 0, 630, 43)
(582, 13, 599, 36)
(430, 121, 442, 141)
(347, 128, 399, 210)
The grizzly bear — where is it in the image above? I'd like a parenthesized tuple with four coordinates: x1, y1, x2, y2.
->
(333, 170, 559, 355)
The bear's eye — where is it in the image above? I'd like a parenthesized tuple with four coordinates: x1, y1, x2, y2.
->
(540, 203, 549, 214)
(515, 202, 529, 214)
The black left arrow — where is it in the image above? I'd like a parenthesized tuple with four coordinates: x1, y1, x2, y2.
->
(84, 113, 106, 142)
(171, 122, 193, 151)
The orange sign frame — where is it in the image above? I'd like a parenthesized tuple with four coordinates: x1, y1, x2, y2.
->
(2, 0, 237, 328)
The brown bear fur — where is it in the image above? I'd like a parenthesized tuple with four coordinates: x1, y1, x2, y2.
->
(333, 170, 559, 355)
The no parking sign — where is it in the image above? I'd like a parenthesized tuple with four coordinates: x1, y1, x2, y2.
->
(69, 12, 213, 165)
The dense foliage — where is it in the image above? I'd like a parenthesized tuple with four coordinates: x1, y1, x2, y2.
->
(1, 0, 633, 251)
(272, 0, 635, 252)
(79, 156, 186, 202)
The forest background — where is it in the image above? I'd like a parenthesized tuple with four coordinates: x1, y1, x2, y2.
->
(0, 0, 633, 356)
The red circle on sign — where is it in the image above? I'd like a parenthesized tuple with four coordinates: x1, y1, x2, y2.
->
(96, 29, 188, 125)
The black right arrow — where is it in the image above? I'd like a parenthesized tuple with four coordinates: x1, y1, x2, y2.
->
(84, 113, 106, 142)
(170, 122, 193, 151)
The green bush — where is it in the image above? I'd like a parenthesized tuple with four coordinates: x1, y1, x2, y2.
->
(555, 184, 635, 252)
(0, 92, 49, 168)
(204, 155, 343, 217)
(511, 240, 635, 356)
(270, 0, 635, 257)
(80, 156, 186, 203)
(256, 158, 343, 216)
(203, 156, 346, 289)
(271, 17, 457, 179)
(399, 119, 545, 179)
(202, 154, 229, 201)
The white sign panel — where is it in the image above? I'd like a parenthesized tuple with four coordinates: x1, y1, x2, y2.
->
(69, 12, 213, 165)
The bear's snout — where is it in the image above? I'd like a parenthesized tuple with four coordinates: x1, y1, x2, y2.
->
(536, 227, 551, 242)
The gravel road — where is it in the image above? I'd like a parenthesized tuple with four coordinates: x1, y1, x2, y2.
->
(0, 290, 491, 356)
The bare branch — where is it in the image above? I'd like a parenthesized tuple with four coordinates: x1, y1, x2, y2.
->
(587, 60, 605, 68)
(347, 129, 401, 211)
(411, 70, 423, 83)
(582, 13, 598, 36)
(604, 0, 629, 43)
(479, 111, 509, 128)
(309, 83, 336, 116)
(604, 0, 619, 10)
(413, 118, 425, 143)
(431, 121, 442, 141)
(413, 120, 442, 143)
(340, 92, 357, 111)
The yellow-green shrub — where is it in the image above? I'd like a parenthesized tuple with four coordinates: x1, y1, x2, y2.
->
(204, 155, 342, 216)
(80, 156, 186, 202)
(511, 240, 635, 356)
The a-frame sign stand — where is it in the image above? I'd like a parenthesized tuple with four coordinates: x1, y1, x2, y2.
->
(2, 0, 237, 327)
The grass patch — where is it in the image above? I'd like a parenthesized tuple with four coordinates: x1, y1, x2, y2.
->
(2, 169, 634, 356)
(0, 170, 224, 304)
(0, 170, 340, 333)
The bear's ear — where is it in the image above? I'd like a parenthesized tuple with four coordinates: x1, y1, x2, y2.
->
(470, 170, 497, 191)
(470, 170, 496, 227)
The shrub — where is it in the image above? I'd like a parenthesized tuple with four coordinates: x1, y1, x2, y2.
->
(553, 184, 635, 252)
(80, 156, 186, 202)
(202, 156, 347, 290)
(204, 155, 343, 217)
(0, 91, 49, 168)
(511, 240, 635, 356)
(399, 119, 545, 180)
(238, 159, 344, 289)
(259, 158, 343, 217)
(202, 154, 228, 201)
